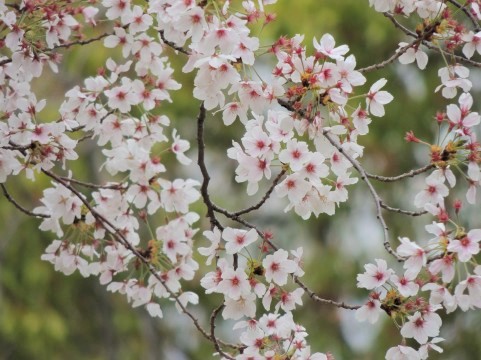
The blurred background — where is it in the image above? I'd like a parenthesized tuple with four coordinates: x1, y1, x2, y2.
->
(2, 0, 481, 359)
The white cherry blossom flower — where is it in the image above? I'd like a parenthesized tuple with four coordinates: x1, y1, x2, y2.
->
(217, 267, 251, 300)
(357, 259, 393, 290)
(366, 78, 393, 117)
(355, 298, 382, 324)
(313, 33, 349, 60)
(447, 229, 481, 262)
(263, 249, 297, 286)
(400, 310, 442, 344)
(222, 292, 257, 320)
(396, 237, 427, 278)
(223, 227, 258, 254)
(462, 31, 481, 59)
(398, 42, 428, 70)
(385, 345, 421, 360)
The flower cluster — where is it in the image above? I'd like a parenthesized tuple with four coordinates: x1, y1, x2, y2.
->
(3, 0, 481, 359)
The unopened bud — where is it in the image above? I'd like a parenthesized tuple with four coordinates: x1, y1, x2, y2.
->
(454, 199, 462, 214)
(435, 112, 445, 123)
(405, 131, 420, 143)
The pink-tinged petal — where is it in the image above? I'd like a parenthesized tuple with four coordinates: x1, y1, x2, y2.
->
(446, 104, 461, 123)
(468, 229, 481, 242)
(463, 43, 476, 58)
(463, 113, 480, 127)
(369, 101, 385, 117)
(375, 91, 393, 105)
(370, 78, 387, 92)
(416, 51, 428, 70)
(399, 48, 415, 64)
(459, 92, 473, 108)
(321, 33, 335, 49)
(467, 184, 477, 204)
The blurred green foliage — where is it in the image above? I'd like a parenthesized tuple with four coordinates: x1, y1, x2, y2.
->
(2, 1, 481, 359)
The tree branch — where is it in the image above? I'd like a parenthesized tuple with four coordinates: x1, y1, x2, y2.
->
(211, 204, 360, 310)
(366, 164, 434, 182)
(380, 202, 428, 216)
(278, 99, 403, 261)
(210, 304, 235, 360)
(40, 168, 241, 352)
(58, 176, 126, 190)
(159, 31, 191, 55)
(196, 103, 224, 231)
(358, 38, 420, 73)
(446, 0, 481, 32)
(1, 183, 50, 218)
(232, 169, 287, 216)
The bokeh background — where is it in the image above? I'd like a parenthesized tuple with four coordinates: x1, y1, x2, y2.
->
(2, 1, 481, 359)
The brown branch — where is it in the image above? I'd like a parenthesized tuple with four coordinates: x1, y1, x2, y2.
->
(0, 58, 11, 66)
(322, 132, 402, 261)
(232, 169, 287, 216)
(446, 0, 480, 32)
(423, 41, 481, 68)
(40, 168, 240, 352)
(196, 103, 224, 231)
(1, 183, 50, 218)
(52, 31, 112, 50)
(210, 304, 236, 360)
(366, 164, 434, 182)
(293, 277, 360, 310)
(358, 38, 420, 73)
(383, 12, 417, 38)
(58, 176, 126, 190)
(0, 31, 114, 67)
(383, 11, 481, 68)
(159, 30, 190, 55)
(380, 202, 428, 216)
(211, 204, 360, 310)
(278, 99, 403, 261)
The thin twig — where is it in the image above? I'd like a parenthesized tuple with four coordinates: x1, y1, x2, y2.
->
(446, 0, 481, 32)
(358, 38, 420, 73)
(233, 169, 287, 216)
(380, 202, 428, 216)
(383, 11, 481, 68)
(0, 31, 114, 67)
(196, 103, 224, 231)
(322, 132, 402, 261)
(210, 304, 235, 360)
(383, 12, 417, 38)
(294, 277, 360, 310)
(52, 32, 112, 50)
(211, 204, 360, 310)
(424, 41, 481, 68)
(278, 99, 403, 261)
(159, 30, 190, 55)
(58, 176, 126, 190)
(41, 169, 241, 351)
(366, 164, 434, 182)
(1, 183, 50, 218)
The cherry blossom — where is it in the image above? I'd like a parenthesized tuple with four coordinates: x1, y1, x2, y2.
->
(4, 0, 481, 358)
(366, 78, 393, 117)
(400, 310, 442, 345)
(385, 345, 421, 360)
(263, 249, 298, 286)
(223, 227, 258, 254)
(313, 33, 349, 60)
(355, 297, 382, 324)
(462, 31, 481, 59)
(398, 43, 428, 70)
(447, 229, 481, 262)
(357, 259, 393, 290)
